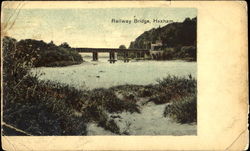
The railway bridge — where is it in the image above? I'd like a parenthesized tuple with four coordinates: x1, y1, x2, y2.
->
(72, 47, 150, 63)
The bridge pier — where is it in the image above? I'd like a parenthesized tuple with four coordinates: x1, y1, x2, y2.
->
(109, 52, 116, 63)
(123, 52, 129, 62)
(136, 52, 141, 60)
(74, 47, 149, 62)
(141, 52, 145, 59)
(92, 52, 98, 61)
(134, 51, 145, 60)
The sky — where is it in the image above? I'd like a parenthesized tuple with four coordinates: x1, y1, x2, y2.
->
(2, 8, 196, 48)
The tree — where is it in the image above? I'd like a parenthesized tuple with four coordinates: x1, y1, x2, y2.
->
(119, 45, 126, 49)
(48, 40, 56, 48)
(130, 17, 197, 49)
(129, 41, 135, 49)
(59, 42, 70, 48)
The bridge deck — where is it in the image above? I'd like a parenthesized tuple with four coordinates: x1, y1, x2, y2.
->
(72, 48, 149, 53)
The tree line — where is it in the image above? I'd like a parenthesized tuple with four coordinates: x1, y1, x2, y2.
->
(119, 17, 197, 61)
(3, 36, 83, 68)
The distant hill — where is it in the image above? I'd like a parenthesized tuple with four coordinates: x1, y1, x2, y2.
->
(129, 17, 197, 49)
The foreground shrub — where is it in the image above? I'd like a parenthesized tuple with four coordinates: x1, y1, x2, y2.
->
(82, 102, 121, 134)
(98, 119, 120, 134)
(111, 84, 157, 98)
(2, 36, 87, 135)
(111, 76, 196, 105)
(163, 95, 197, 123)
(3, 75, 88, 135)
(148, 93, 172, 104)
(137, 85, 158, 97)
(86, 88, 140, 113)
(150, 75, 196, 104)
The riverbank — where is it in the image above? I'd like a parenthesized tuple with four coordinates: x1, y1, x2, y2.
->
(3, 74, 196, 135)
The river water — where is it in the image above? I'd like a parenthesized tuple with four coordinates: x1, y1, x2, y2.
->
(31, 54, 197, 90)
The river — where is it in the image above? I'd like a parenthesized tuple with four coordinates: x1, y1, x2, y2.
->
(31, 54, 197, 90)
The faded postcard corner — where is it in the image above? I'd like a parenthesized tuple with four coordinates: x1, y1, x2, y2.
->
(225, 129, 249, 151)
(1, 1, 22, 38)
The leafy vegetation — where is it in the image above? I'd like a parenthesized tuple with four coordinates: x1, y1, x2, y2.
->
(3, 37, 86, 135)
(127, 17, 197, 61)
(112, 75, 196, 105)
(15, 38, 83, 67)
(164, 95, 197, 123)
(3, 37, 121, 135)
(149, 76, 196, 123)
(130, 17, 196, 49)
(84, 88, 140, 113)
(3, 77, 87, 135)
(119, 45, 126, 49)
(111, 75, 197, 123)
(151, 46, 196, 61)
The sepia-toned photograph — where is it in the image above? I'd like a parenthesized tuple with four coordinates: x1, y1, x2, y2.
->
(2, 4, 197, 136)
(1, 1, 248, 150)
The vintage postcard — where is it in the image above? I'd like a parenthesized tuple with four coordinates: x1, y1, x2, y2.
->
(1, 1, 248, 150)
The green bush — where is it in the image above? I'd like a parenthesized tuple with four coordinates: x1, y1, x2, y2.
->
(86, 88, 140, 113)
(98, 119, 120, 134)
(147, 75, 197, 104)
(151, 46, 196, 61)
(137, 85, 158, 97)
(3, 75, 88, 135)
(16, 38, 83, 67)
(111, 76, 196, 106)
(2, 36, 87, 135)
(163, 95, 197, 123)
(176, 46, 196, 61)
(148, 93, 172, 104)
(111, 84, 157, 98)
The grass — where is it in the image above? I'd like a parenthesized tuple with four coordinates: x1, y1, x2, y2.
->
(98, 118, 120, 134)
(43, 60, 83, 67)
(3, 75, 141, 135)
(163, 94, 197, 123)
(3, 75, 88, 135)
(4, 75, 197, 135)
(111, 75, 197, 124)
(3, 74, 197, 135)
(150, 75, 196, 104)
(84, 88, 140, 114)
(111, 75, 196, 105)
